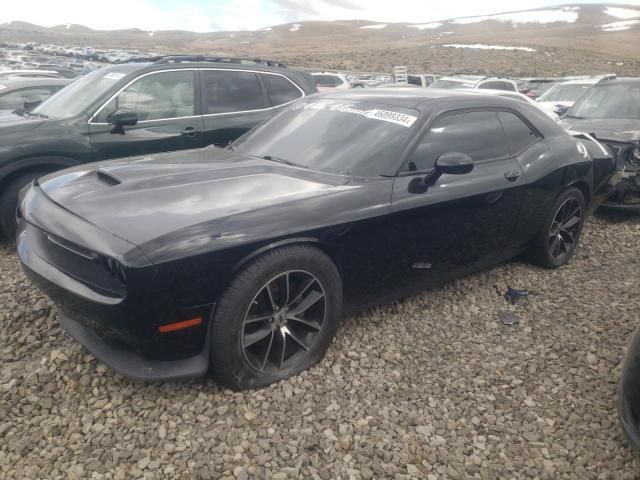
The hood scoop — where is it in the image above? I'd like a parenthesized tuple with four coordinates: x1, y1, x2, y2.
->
(95, 169, 121, 186)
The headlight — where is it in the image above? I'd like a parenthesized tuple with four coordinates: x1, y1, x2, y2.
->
(633, 147, 640, 162)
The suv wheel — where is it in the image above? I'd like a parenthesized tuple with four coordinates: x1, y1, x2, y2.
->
(0, 171, 47, 241)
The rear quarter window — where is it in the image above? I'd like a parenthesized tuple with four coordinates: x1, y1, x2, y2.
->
(497, 111, 539, 154)
(262, 74, 302, 106)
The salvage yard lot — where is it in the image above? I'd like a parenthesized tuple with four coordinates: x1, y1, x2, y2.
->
(1, 213, 639, 479)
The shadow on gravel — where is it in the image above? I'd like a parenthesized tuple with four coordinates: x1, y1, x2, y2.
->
(595, 208, 640, 225)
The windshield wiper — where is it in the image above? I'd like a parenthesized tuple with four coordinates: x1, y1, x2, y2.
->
(252, 154, 308, 169)
(27, 111, 48, 119)
(564, 114, 584, 119)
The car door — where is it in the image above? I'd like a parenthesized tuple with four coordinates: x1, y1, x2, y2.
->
(198, 69, 274, 147)
(387, 109, 527, 292)
(88, 69, 204, 161)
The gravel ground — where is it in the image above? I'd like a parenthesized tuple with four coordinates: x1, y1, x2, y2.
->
(1, 212, 640, 479)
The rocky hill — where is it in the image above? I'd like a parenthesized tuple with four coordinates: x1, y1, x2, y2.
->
(1, 3, 639, 76)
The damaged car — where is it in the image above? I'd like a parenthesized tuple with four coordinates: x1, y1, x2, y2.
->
(17, 90, 618, 390)
(558, 77, 640, 211)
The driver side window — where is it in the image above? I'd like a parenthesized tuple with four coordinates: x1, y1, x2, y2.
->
(95, 70, 195, 123)
(402, 110, 509, 172)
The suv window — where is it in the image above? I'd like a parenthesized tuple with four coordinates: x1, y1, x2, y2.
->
(95, 70, 195, 122)
(407, 75, 422, 86)
(262, 74, 302, 106)
(0, 88, 52, 109)
(313, 75, 343, 87)
(202, 70, 266, 114)
(403, 111, 508, 172)
(497, 111, 539, 154)
(479, 81, 515, 92)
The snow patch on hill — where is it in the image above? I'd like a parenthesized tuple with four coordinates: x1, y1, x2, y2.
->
(600, 19, 640, 32)
(437, 43, 537, 52)
(409, 22, 442, 30)
(360, 24, 387, 29)
(451, 7, 579, 25)
(604, 7, 640, 19)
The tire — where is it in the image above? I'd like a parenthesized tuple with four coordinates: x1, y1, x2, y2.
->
(528, 187, 586, 269)
(0, 171, 47, 242)
(209, 245, 343, 390)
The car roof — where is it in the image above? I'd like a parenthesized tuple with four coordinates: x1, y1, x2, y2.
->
(457, 88, 530, 100)
(0, 77, 72, 90)
(555, 78, 599, 86)
(313, 88, 532, 110)
(596, 77, 640, 86)
(101, 60, 317, 94)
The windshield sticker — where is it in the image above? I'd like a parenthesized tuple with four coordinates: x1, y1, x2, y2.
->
(103, 72, 126, 80)
(293, 102, 417, 127)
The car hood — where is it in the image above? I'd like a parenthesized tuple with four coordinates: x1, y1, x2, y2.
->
(0, 111, 45, 133)
(37, 147, 352, 247)
(558, 118, 640, 144)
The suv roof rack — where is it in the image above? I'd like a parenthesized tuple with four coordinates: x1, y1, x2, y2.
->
(140, 55, 288, 67)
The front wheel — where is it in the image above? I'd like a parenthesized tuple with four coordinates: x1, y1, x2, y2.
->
(209, 245, 342, 390)
(528, 187, 586, 269)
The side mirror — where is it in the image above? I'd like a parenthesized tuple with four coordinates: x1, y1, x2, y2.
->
(553, 105, 570, 117)
(108, 108, 137, 134)
(407, 153, 473, 194)
(434, 152, 474, 175)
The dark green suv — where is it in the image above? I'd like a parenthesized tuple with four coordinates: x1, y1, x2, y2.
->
(0, 56, 317, 238)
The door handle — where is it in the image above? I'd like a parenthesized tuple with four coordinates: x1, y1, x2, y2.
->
(182, 127, 198, 137)
(504, 170, 521, 182)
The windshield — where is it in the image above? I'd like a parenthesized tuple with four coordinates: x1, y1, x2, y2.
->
(33, 68, 125, 119)
(539, 83, 592, 103)
(233, 99, 419, 176)
(567, 83, 640, 120)
(432, 79, 472, 89)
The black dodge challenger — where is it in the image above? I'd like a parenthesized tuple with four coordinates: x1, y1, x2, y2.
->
(17, 89, 619, 390)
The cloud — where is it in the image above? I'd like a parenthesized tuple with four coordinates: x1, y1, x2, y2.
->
(2, 0, 640, 32)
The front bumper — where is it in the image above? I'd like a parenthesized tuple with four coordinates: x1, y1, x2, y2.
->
(619, 325, 640, 452)
(18, 227, 214, 380)
(59, 311, 211, 381)
(16, 183, 217, 380)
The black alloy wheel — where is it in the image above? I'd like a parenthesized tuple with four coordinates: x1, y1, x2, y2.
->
(241, 270, 327, 372)
(529, 187, 585, 269)
(548, 197, 582, 262)
(210, 245, 342, 390)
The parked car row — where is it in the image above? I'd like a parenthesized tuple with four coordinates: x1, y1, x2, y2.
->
(0, 53, 638, 453)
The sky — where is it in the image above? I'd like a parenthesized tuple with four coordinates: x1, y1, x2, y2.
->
(1, 0, 640, 32)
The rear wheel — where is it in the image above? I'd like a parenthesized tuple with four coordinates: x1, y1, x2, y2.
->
(529, 187, 585, 268)
(0, 171, 47, 242)
(209, 245, 342, 390)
